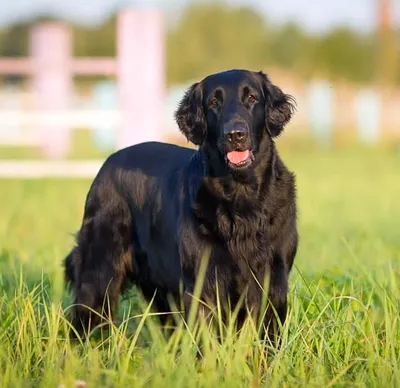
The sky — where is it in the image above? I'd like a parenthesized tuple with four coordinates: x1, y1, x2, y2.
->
(0, 0, 399, 34)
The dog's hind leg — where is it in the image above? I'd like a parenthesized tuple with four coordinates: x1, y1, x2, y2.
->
(66, 194, 133, 337)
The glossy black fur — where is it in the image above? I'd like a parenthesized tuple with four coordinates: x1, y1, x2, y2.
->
(64, 69, 298, 342)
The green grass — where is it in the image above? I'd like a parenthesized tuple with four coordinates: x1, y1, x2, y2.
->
(0, 145, 399, 387)
(0, 129, 111, 160)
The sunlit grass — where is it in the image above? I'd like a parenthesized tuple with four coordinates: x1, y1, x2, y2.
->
(0, 145, 399, 386)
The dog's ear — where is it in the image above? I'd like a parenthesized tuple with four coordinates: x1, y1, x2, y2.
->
(258, 71, 296, 137)
(174, 82, 206, 146)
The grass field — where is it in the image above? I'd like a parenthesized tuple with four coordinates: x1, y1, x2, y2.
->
(0, 144, 399, 387)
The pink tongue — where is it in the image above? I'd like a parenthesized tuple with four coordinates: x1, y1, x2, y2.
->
(226, 150, 250, 164)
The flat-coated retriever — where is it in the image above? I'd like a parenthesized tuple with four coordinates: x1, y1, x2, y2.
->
(64, 69, 298, 343)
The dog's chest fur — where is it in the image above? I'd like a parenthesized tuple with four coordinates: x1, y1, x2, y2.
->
(192, 175, 276, 282)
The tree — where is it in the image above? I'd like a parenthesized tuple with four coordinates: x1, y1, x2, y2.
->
(73, 15, 117, 57)
(267, 22, 314, 79)
(313, 28, 377, 83)
(166, 2, 271, 84)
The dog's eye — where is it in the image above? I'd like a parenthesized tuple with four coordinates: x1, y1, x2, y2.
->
(209, 97, 219, 108)
(248, 94, 257, 104)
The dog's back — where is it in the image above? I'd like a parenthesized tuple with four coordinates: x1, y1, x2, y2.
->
(103, 141, 195, 178)
(64, 141, 197, 333)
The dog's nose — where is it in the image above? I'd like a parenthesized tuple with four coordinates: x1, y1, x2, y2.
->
(225, 129, 248, 144)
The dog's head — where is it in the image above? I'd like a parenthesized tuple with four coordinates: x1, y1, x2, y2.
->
(175, 69, 295, 171)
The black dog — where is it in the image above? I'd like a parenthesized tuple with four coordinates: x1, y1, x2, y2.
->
(64, 69, 298, 343)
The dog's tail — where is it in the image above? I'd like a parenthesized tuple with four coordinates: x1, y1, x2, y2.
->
(64, 247, 77, 285)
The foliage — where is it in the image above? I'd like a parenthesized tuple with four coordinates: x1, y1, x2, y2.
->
(0, 3, 398, 85)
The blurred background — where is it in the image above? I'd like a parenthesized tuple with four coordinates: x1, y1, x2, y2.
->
(0, 0, 399, 175)
(0, 0, 398, 318)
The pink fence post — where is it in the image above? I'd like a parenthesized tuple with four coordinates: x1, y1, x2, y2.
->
(117, 8, 165, 150)
(30, 22, 72, 158)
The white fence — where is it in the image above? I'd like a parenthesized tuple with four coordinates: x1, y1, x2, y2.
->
(1, 80, 399, 178)
(0, 159, 102, 178)
(0, 83, 189, 178)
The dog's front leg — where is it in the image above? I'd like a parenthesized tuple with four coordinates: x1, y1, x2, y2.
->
(261, 255, 289, 347)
